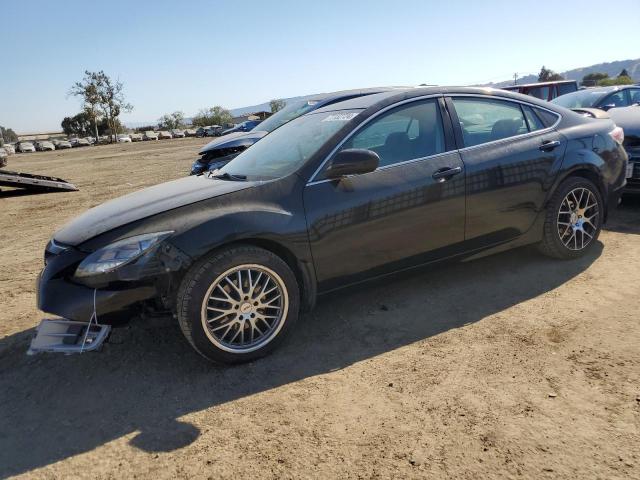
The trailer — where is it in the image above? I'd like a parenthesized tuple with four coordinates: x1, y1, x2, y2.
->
(0, 169, 78, 193)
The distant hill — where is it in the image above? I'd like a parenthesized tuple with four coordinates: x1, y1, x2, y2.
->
(486, 58, 640, 88)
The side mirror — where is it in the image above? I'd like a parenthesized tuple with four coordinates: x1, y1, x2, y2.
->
(325, 149, 379, 179)
(601, 104, 616, 111)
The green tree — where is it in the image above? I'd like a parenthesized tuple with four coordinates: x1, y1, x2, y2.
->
(192, 106, 233, 127)
(61, 112, 93, 136)
(158, 111, 185, 129)
(538, 66, 564, 82)
(270, 99, 286, 113)
(598, 75, 634, 87)
(581, 72, 609, 87)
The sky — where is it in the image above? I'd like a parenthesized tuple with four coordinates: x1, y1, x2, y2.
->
(1, 0, 639, 133)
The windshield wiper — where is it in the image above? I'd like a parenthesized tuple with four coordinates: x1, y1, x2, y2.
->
(209, 171, 247, 181)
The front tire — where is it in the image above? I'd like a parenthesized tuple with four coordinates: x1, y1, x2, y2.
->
(176, 246, 300, 363)
(538, 177, 603, 259)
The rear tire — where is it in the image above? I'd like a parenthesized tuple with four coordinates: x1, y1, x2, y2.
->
(538, 177, 603, 259)
(176, 246, 300, 364)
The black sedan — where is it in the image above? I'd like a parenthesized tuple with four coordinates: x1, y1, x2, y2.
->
(190, 87, 400, 175)
(36, 87, 627, 363)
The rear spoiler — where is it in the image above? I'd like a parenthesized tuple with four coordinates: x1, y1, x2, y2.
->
(571, 108, 610, 119)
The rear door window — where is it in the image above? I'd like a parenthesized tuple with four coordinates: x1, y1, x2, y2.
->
(451, 97, 529, 147)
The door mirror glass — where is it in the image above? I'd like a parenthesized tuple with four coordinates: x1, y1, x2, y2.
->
(325, 149, 379, 179)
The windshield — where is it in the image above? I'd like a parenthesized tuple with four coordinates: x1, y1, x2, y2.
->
(218, 109, 362, 180)
(254, 99, 322, 133)
(552, 89, 609, 108)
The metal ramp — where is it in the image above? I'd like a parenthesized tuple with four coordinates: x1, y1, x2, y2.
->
(0, 169, 78, 193)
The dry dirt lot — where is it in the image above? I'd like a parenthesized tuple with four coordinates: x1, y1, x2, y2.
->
(1, 139, 639, 479)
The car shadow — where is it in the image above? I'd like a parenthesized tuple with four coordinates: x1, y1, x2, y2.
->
(0, 243, 603, 477)
(605, 197, 640, 235)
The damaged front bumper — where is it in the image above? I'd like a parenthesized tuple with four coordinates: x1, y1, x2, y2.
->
(37, 238, 189, 327)
(28, 318, 111, 355)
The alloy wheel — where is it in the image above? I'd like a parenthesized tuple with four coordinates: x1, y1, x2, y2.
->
(200, 264, 289, 353)
(556, 187, 599, 251)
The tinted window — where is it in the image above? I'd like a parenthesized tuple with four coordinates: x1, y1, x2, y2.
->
(628, 89, 640, 105)
(523, 106, 545, 131)
(599, 90, 629, 108)
(557, 83, 577, 96)
(532, 108, 559, 128)
(341, 100, 445, 168)
(452, 98, 528, 147)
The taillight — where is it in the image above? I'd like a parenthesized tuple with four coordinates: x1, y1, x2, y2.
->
(609, 126, 624, 145)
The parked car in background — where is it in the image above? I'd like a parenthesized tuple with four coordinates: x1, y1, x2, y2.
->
(35, 141, 55, 151)
(191, 87, 399, 174)
(220, 120, 262, 136)
(3, 144, 15, 155)
(16, 141, 36, 153)
(75, 138, 91, 147)
(158, 131, 173, 140)
(37, 87, 627, 363)
(184, 129, 197, 137)
(502, 80, 578, 101)
(117, 134, 132, 143)
(195, 127, 208, 137)
(86, 136, 96, 145)
(0, 147, 7, 168)
(55, 140, 72, 149)
(143, 131, 159, 141)
(130, 133, 143, 142)
(205, 125, 223, 137)
(171, 129, 186, 138)
(552, 85, 640, 111)
(606, 106, 640, 194)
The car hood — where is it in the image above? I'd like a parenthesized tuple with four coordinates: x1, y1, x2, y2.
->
(198, 130, 267, 155)
(54, 175, 254, 246)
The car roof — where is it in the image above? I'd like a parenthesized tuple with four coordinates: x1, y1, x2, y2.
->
(312, 86, 558, 114)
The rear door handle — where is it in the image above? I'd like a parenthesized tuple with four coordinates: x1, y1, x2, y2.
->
(539, 140, 561, 151)
(432, 166, 463, 181)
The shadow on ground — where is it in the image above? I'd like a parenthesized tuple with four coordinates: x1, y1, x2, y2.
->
(605, 195, 640, 234)
(0, 239, 606, 478)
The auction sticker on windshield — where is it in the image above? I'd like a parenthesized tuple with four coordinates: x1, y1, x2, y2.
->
(322, 112, 359, 122)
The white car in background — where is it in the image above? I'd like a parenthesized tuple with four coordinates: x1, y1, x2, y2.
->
(36, 141, 55, 151)
(16, 141, 36, 153)
(171, 129, 185, 138)
(143, 131, 159, 141)
(158, 131, 173, 140)
(117, 134, 132, 143)
(3, 144, 15, 155)
(130, 133, 143, 142)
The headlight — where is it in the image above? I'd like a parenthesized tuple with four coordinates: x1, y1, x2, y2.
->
(75, 231, 173, 278)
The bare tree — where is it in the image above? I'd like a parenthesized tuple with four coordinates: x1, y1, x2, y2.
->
(69, 71, 102, 140)
(70, 70, 132, 142)
(96, 72, 133, 141)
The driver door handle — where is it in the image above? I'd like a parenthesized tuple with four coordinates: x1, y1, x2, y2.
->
(539, 140, 561, 151)
(432, 166, 463, 181)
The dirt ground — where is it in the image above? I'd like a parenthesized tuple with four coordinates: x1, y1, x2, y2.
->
(0, 139, 639, 479)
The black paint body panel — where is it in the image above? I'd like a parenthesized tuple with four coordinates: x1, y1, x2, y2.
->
(37, 87, 628, 324)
